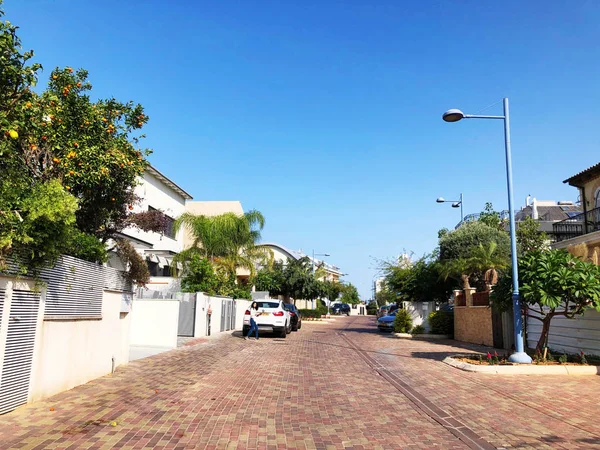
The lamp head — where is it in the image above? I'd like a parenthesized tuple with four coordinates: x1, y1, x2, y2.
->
(436, 197, 445, 203)
(452, 202, 460, 208)
(324, 253, 330, 257)
(442, 109, 465, 122)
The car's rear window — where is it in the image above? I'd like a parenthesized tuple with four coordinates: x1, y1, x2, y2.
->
(256, 302, 280, 309)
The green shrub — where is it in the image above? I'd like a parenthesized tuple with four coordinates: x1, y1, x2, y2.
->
(428, 310, 454, 336)
(366, 302, 378, 315)
(299, 305, 328, 319)
(394, 309, 413, 333)
(411, 324, 425, 335)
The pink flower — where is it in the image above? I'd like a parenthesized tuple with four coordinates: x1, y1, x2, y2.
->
(494, 351, 498, 358)
(487, 352, 492, 359)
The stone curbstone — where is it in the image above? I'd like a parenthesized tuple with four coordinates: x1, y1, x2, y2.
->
(443, 356, 600, 375)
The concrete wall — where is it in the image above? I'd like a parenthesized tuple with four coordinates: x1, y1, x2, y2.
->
(193, 294, 251, 337)
(129, 300, 179, 349)
(349, 303, 367, 316)
(454, 307, 493, 346)
(30, 290, 131, 402)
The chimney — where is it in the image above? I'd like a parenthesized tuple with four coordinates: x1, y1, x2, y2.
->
(526, 195, 531, 207)
(532, 198, 538, 220)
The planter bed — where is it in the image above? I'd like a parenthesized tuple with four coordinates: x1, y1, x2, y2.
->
(444, 356, 600, 375)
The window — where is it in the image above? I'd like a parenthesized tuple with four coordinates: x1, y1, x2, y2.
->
(565, 212, 580, 218)
(148, 206, 176, 239)
(255, 302, 280, 309)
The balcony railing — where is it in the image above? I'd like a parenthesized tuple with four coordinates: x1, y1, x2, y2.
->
(553, 207, 600, 242)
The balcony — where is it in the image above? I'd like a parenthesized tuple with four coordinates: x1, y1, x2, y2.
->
(552, 207, 600, 243)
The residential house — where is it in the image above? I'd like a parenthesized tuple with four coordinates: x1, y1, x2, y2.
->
(515, 197, 581, 242)
(114, 165, 193, 291)
(525, 162, 600, 356)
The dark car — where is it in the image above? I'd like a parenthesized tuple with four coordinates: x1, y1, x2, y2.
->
(283, 303, 302, 331)
(331, 303, 351, 316)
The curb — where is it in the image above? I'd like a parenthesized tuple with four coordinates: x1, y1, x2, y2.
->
(443, 356, 600, 375)
(394, 333, 451, 340)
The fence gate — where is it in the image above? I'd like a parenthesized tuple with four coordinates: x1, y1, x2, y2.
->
(177, 294, 196, 337)
(0, 290, 40, 415)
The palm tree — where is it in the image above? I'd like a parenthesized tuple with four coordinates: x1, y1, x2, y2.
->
(467, 242, 509, 291)
(173, 210, 270, 277)
(440, 242, 509, 291)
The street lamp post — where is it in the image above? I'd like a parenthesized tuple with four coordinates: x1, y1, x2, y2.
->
(312, 250, 330, 309)
(442, 98, 532, 364)
(436, 193, 464, 223)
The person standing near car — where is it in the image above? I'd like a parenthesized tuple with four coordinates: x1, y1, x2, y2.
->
(245, 302, 261, 340)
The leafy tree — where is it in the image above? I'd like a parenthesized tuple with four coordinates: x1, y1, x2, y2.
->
(0, 3, 160, 283)
(479, 202, 506, 231)
(517, 217, 547, 254)
(384, 256, 454, 302)
(323, 280, 343, 304)
(441, 242, 509, 291)
(439, 221, 510, 262)
(375, 286, 396, 306)
(340, 283, 360, 305)
(491, 249, 600, 351)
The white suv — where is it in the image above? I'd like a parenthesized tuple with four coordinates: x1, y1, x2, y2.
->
(243, 300, 291, 338)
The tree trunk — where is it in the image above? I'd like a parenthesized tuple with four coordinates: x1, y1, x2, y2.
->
(536, 315, 553, 352)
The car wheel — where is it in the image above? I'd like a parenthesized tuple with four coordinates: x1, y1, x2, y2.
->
(291, 321, 298, 332)
(298, 320, 302, 329)
(243, 326, 249, 336)
(279, 325, 287, 338)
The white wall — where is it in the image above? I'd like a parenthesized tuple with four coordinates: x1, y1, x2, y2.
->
(130, 300, 179, 349)
(123, 170, 187, 253)
(30, 290, 131, 402)
(349, 304, 367, 316)
(194, 294, 250, 337)
(402, 301, 435, 332)
(527, 310, 600, 356)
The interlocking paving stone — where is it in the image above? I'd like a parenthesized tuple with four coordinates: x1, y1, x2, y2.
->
(1, 317, 599, 449)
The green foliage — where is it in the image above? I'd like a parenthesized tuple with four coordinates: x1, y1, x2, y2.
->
(492, 249, 600, 350)
(478, 202, 506, 231)
(411, 324, 425, 335)
(174, 210, 269, 278)
(559, 353, 568, 364)
(394, 309, 413, 333)
(257, 257, 328, 304)
(1, 4, 157, 278)
(299, 305, 328, 318)
(428, 310, 454, 336)
(516, 217, 547, 253)
(439, 221, 510, 262)
(384, 255, 454, 303)
(366, 302, 378, 315)
(439, 221, 510, 290)
(340, 282, 360, 304)
(63, 228, 108, 263)
(180, 254, 251, 299)
(375, 284, 396, 306)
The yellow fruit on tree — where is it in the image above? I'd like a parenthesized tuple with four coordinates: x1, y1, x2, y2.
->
(9, 130, 18, 139)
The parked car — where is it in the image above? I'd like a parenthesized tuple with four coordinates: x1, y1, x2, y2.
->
(377, 305, 391, 318)
(283, 303, 302, 331)
(377, 310, 397, 332)
(331, 303, 351, 316)
(243, 300, 291, 338)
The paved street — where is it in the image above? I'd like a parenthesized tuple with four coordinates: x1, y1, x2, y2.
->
(1, 316, 599, 450)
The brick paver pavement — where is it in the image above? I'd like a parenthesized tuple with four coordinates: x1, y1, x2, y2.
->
(0, 316, 598, 449)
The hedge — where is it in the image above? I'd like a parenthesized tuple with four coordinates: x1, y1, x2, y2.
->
(428, 310, 454, 336)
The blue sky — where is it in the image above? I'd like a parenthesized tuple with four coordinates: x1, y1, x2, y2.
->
(6, 1, 600, 297)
